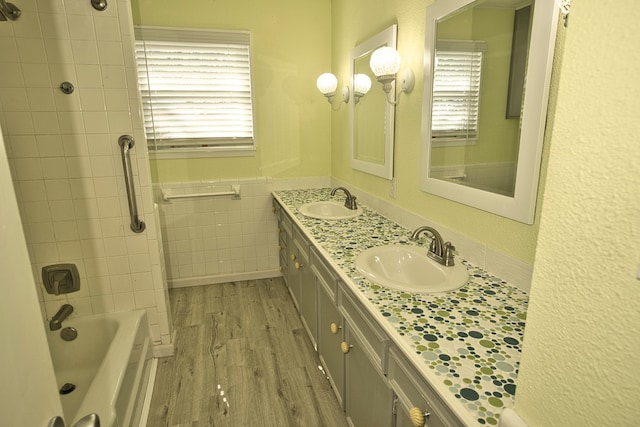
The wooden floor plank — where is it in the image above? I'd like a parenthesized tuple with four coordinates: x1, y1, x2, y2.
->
(148, 278, 348, 427)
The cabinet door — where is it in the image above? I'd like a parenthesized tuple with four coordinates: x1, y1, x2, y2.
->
(344, 322, 394, 427)
(388, 348, 457, 427)
(299, 255, 317, 347)
(318, 279, 345, 406)
(287, 241, 301, 308)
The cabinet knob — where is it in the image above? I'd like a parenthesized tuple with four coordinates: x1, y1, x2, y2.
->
(278, 245, 282, 251)
(340, 341, 352, 354)
(409, 407, 430, 427)
(295, 261, 302, 270)
(279, 266, 284, 272)
(272, 206, 276, 213)
(330, 323, 342, 334)
(290, 254, 296, 261)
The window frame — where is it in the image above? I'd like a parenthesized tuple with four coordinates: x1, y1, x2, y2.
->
(134, 26, 257, 159)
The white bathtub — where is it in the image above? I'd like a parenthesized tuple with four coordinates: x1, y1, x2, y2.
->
(46, 310, 154, 427)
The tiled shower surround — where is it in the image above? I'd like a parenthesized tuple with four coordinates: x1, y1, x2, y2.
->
(0, 0, 171, 348)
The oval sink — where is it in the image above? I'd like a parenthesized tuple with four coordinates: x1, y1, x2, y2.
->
(299, 201, 362, 220)
(354, 245, 468, 293)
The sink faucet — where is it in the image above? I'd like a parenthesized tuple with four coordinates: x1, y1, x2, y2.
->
(330, 187, 358, 210)
(49, 304, 73, 331)
(410, 226, 456, 266)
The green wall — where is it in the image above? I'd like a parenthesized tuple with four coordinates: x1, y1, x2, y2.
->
(131, 0, 333, 182)
(329, 0, 560, 264)
(131, 0, 560, 263)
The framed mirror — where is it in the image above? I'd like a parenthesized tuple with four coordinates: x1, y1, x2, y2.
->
(420, 0, 559, 223)
(351, 25, 397, 180)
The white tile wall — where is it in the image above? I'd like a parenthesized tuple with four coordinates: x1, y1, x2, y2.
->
(0, 0, 171, 348)
(156, 177, 330, 288)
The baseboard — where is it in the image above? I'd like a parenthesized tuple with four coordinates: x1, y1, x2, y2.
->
(168, 269, 282, 288)
(152, 342, 175, 358)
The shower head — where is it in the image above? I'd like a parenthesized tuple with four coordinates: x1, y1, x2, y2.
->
(0, 0, 21, 21)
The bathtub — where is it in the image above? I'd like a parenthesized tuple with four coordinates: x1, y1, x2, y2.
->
(46, 310, 154, 427)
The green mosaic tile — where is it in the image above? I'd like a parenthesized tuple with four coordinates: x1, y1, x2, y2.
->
(274, 189, 529, 425)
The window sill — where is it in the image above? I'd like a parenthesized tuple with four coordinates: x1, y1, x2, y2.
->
(149, 148, 256, 160)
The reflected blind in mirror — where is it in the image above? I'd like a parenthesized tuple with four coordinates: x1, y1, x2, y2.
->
(432, 40, 486, 141)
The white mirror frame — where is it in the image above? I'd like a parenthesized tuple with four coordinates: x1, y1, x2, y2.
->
(350, 25, 397, 180)
(420, 0, 559, 224)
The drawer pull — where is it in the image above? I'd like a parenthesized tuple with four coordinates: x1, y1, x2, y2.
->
(409, 407, 430, 427)
(340, 341, 352, 354)
(291, 253, 296, 261)
(295, 261, 302, 270)
(330, 322, 342, 334)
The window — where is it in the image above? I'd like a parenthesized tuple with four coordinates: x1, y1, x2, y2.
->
(134, 27, 255, 158)
(431, 40, 486, 143)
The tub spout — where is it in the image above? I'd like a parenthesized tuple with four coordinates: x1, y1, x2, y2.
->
(49, 304, 73, 331)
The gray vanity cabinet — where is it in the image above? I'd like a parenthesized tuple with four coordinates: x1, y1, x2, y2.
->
(342, 312, 394, 427)
(273, 200, 291, 288)
(389, 348, 459, 427)
(272, 196, 459, 427)
(316, 267, 345, 406)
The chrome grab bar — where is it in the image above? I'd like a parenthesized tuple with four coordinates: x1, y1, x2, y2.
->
(118, 135, 145, 233)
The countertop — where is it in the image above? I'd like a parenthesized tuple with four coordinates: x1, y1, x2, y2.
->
(273, 188, 529, 426)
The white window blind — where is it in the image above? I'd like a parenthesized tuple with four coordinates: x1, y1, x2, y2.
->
(431, 40, 486, 141)
(134, 27, 255, 156)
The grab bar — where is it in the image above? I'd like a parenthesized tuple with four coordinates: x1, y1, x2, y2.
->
(0, 0, 21, 21)
(162, 185, 241, 202)
(118, 135, 146, 233)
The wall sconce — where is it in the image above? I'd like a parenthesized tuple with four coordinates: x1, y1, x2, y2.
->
(353, 73, 371, 104)
(555, 0, 571, 27)
(316, 73, 350, 110)
(369, 46, 414, 105)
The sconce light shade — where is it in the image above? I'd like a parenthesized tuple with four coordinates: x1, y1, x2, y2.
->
(354, 73, 372, 96)
(369, 46, 401, 79)
(316, 73, 338, 96)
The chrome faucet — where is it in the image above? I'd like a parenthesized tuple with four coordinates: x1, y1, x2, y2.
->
(410, 226, 456, 266)
(49, 304, 73, 331)
(330, 187, 358, 210)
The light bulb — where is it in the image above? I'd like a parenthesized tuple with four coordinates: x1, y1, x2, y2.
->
(369, 46, 401, 78)
(354, 74, 372, 96)
(316, 73, 338, 96)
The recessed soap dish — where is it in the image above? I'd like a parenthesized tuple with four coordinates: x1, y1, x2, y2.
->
(42, 264, 80, 295)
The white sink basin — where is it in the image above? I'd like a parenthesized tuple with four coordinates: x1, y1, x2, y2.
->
(354, 245, 468, 293)
(299, 201, 362, 220)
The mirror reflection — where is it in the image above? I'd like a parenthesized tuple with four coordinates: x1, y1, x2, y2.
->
(351, 25, 397, 180)
(420, 0, 558, 223)
(430, 1, 532, 196)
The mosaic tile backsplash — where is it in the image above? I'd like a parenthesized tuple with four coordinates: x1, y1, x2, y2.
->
(274, 188, 529, 426)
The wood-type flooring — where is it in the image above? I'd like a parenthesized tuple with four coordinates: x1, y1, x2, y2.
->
(146, 278, 350, 427)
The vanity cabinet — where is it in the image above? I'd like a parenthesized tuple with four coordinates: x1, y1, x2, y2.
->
(273, 196, 463, 427)
(316, 259, 345, 406)
(389, 348, 460, 427)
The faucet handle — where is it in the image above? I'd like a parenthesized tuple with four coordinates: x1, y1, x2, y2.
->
(443, 242, 456, 266)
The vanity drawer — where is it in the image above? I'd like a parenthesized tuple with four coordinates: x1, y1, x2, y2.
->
(310, 247, 337, 301)
(338, 284, 388, 374)
(388, 348, 463, 427)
